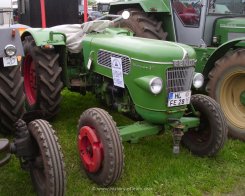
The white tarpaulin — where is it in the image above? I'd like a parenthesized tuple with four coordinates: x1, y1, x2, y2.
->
(50, 20, 113, 53)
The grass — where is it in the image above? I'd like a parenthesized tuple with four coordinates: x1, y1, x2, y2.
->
(0, 89, 245, 196)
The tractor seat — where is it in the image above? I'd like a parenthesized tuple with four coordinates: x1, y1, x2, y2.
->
(173, 1, 199, 25)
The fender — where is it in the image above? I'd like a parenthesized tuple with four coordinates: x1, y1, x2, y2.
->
(109, 0, 170, 14)
(21, 28, 68, 87)
(203, 37, 245, 77)
(21, 28, 66, 47)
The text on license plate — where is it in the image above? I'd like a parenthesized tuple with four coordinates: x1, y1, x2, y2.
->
(3, 56, 18, 67)
(168, 90, 191, 107)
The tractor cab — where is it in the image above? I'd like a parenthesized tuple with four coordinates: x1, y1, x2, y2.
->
(171, 0, 245, 46)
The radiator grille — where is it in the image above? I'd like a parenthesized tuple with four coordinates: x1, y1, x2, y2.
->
(97, 50, 131, 74)
(166, 66, 195, 93)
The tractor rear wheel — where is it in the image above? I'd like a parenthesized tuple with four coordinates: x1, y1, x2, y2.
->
(207, 49, 245, 141)
(22, 36, 63, 120)
(28, 119, 66, 196)
(117, 8, 167, 40)
(182, 94, 227, 157)
(0, 65, 25, 134)
(77, 108, 124, 186)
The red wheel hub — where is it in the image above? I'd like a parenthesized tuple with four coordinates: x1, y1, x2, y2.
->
(23, 54, 37, 106)
(78, 126, 103, 173)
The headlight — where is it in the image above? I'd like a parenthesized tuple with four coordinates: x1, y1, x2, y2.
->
(4, 44, 17, 57)
(193, 73, 204, 89)
(149, 77, 163, 94)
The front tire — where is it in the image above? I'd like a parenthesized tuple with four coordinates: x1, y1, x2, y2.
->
(0, 65, 25, 134)
(207, 49, 245, 141)
(28, 119, 66, 196)
(22, 36, 63, 120)
(77, 108, 124, 186)
(118, 8, 167, 40)
(182, 94, 227, 157)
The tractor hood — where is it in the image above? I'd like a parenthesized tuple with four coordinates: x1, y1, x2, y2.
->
(84, 33, 196, 63)
(214, 17, 245, 45)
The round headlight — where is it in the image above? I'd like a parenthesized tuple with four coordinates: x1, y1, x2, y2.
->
(149, 77, 163, 95)
(4, 44, 17, 57)
(193, 73, 204, 89)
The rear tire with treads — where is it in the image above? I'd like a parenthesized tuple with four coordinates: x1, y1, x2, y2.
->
(22, 36, 63, 120)
(117, 8, 167, 40)
(0, 65, 25, 134)
(207, 49, 245, 141)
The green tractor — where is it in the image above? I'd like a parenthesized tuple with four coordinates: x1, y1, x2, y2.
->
(109, 0, 245, 141)
(21, 13, 227, 186)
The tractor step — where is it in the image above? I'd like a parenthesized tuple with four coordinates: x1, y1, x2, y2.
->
(0, 139, 11, 167)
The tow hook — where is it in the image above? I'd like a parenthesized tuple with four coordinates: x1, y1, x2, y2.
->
(168, 118, 184, 154)
(172, 127, 184, 154)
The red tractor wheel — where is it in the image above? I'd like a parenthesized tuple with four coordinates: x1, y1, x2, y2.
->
(77, 108, 124, 187)
(22, 36, 63, 120)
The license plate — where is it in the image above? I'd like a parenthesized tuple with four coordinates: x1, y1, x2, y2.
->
(3, 56, 18, 67)
(168, 90, 191, 107)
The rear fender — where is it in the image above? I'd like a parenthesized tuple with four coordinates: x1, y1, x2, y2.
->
(21, 29, 66, 47)
(203, 37, 245, 77)
(21, 29, 68, 86)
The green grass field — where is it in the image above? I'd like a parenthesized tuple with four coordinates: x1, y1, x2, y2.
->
(0, 89, 245, 196)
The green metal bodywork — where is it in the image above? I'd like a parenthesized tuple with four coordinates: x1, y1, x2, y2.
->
(82, 31, 196, 123)
(21, 25, 200, 140)
(110, 0, 171, 12)
(21, 28, 66, 46)
(214, 18, 245, 46)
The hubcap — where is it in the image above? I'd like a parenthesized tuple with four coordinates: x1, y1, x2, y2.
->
(78, 126, 103, 173)
(23, 54, 37, 106)
(220, 71, 245, 129)
(241, 91, 245, 106)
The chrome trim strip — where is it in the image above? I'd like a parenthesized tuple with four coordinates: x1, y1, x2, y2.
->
(131, 58, 173, 65)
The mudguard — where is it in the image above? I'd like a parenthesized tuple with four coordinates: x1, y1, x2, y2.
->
(21, 28, 66, 47)
(203, 37, 245, 76)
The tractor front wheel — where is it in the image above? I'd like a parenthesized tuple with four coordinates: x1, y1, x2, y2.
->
(22, 36, 63, 120)
(28, 119, 66, 196)
(77, 108, 124, 186)
(207, 49, 245, 141)
(182, 94, 227, 157)
(117, 8, 167, 40)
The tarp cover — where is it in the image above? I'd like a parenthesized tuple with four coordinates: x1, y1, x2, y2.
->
(50, 20, 113, 53)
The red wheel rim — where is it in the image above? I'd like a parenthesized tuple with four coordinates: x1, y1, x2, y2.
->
(78, 126, 103, 173)
(23, 54, 37, 106)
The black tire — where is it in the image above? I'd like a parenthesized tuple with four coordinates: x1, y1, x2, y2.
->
(207, 49, 245, 141)
(28, 119, 66, 196)
(182, 94, 227, 157)
(0, 64, 25, 134)
(117, 8, 167, 40)
(77, 108, 124, 186)
(22, 36, 63, 120)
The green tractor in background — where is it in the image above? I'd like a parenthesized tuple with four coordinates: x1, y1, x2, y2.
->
(21, 13, 227, 186)
(109, 0, 245, 141)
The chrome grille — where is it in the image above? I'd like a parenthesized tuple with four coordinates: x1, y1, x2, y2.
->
(97, 50, 131, 74)
(166, 67, 195, 93)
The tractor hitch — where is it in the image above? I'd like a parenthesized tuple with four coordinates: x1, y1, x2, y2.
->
(172, 128, 184, 154)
